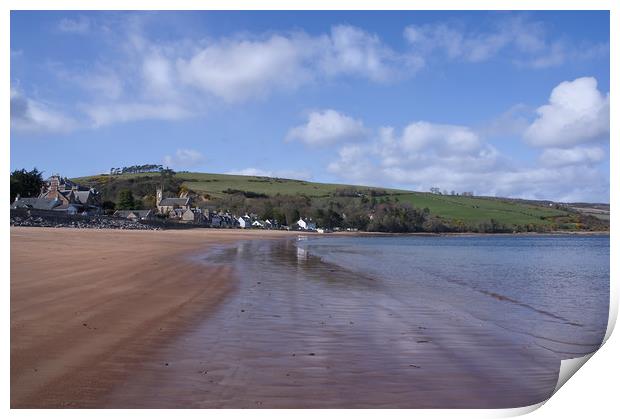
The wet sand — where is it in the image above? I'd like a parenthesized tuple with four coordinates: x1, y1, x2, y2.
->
(106, 240, 560, 408)
(11, 228, 561, 408)
(10, 227, 295, 408)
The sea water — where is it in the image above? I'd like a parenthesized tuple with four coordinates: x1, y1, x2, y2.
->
(105, 234, 610, 408)
(298, 234, 610, 357)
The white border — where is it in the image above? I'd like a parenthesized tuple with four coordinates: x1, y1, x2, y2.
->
(3, 1, 616, 418)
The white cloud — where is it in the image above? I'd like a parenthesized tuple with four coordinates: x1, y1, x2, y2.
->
(518, 40, 609, 69)
(524, 42, 566, 69)
(319, 25, 409, 81)
(142, 53, 175, 98)
(10, 89, 77, 133)
(26, 23, 412, 131)
(399, 122, 481, 155)
(478, 104, 532, 138)
(49, 61, 124, 101)
(403, 18, 537, 63)
(226, 168, 312, 180)
(84, 102, 191, 127)
(286, 109, 368, 146)
(327, 117, 608, 202)
(65, 71, 123, 100)
(177, 34, 311, 103)
(176, 25, 412, 103)
(57, 16, 91, 34)
(38, 23, 410, 131)
(403, 16, 606, 69)
(524, 77, 609, 147)
(24, 24, 394, 127)
(329, 120, 500, 188)
(163, 149, 205, 169)
(327, 145, 375, 184)
(539, 146, 606, 167)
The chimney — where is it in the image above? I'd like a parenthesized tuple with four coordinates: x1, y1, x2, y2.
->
(14, 193, 20, 202)
(156, 186, 163, 205)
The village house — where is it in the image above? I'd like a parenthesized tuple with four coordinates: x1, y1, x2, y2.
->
(252, 220, 265, 228)
(210, 212, 223, 227)
(11, 175, 101, 215)
(156, 186, 191, 215)
(238, 214, 252, 228)
(170, 208, 186, 219)
(113, 209, 154, 221)
(11, 196, 60, 211)
(296, 217, 317, 231)
(263, 219, 277, 229)
(222, 213, 237, 228)
(208, 211, 236, 228)
(181, 208, 207, 224)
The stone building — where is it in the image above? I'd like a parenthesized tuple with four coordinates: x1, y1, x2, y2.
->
(156, 186, 191, 215)
(12, 175, 101, 215)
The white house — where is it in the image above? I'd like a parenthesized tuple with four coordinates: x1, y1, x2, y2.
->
(296, 218, 317, 231)
(252, 220, 265, 228)
(113, 209, 154, 221)
(238, 215, 252, 228)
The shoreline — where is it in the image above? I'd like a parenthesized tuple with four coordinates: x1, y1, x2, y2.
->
(11, 224, 610, 237)
(11, 227, 605, 408)
(10, 227, 296, 408)
(100, 237, 565, 408)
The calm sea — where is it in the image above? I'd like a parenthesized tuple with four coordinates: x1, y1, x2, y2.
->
(298, 234, 610, 357)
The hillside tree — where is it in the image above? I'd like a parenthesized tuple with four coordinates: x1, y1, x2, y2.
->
(10, 168, 44, 202)
(117, 190, 137, 210)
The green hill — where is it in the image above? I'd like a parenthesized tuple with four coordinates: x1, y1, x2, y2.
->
(72, 171, 608, 232)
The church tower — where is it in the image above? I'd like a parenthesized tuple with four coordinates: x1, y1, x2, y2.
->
(156, 186, 163, 205)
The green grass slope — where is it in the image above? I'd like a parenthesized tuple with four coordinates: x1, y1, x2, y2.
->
(73, 171, 601, 230)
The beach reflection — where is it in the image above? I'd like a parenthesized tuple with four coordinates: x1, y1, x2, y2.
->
(296, 245, 308, 262)
(105, 238, 560, 409)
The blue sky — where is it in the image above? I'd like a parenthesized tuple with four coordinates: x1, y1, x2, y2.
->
(10, 11, 610, 202)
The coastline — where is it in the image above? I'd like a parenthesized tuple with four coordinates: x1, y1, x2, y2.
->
(10, 227, 296, 408)
(11, 227, 604, 408)
(100, 238, 564, 408)
(330, 230, 610, 236)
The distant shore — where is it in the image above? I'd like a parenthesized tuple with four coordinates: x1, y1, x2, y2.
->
(311, 230, 610, 237)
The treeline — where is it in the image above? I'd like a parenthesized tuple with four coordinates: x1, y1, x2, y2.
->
(332, 187, 390, 198)
(110, 164, 169, 175)
(78, 172, 181, 213)
(10, 168, 44, 202)
(222, 188, 269, 199)
(206, 192, 608, 233)
(209, 193, 435, 232)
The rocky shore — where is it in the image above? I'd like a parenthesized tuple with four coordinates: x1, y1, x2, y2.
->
(10, 214, 160, 230)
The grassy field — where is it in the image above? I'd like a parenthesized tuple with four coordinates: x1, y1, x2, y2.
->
(73, 172, 412, 199)
(176, 172, 407, 198)
(73, 171, 575, 228)
(393, 193, 567, 226)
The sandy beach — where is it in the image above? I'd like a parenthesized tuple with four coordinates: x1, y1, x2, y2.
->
(10, 227, 294, 408)
(11, 227, 568, 409)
